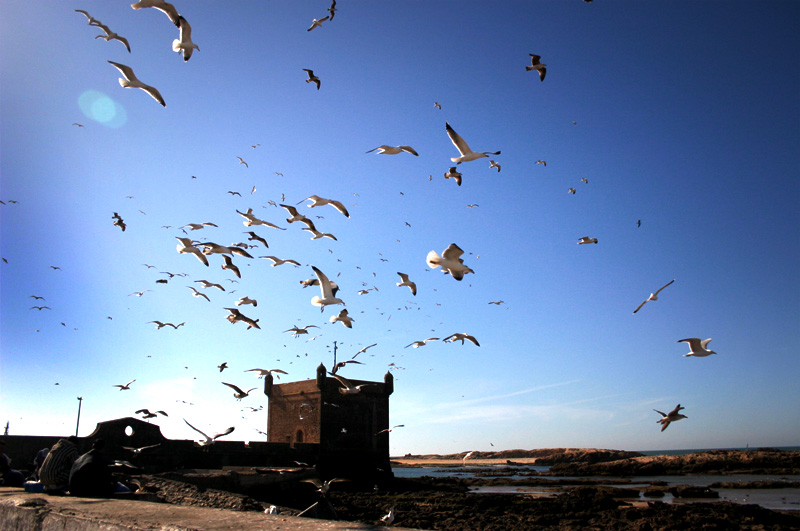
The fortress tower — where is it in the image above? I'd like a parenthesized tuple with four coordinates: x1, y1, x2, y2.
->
(264, 363, 394, 479)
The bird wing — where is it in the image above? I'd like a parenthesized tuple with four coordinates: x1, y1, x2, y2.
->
(700, 338, 712, 350)
(177, 15, 192, 41)
(312, 266, 335, 298)
(212, 426, 235, 440)
(108, 61, 136, 82)
(678, 338, 702, 352)
(329, 200, 349, 217)
(222, 382, 245, 394)
(668, 404, 684, 416)
(184, 418, 210, 440)
(632, 299, 648, 314)
(441, 243, 464, 261)
(330, 373, 353, 390)
(653, 279, 675, 296)
(399, 146, 419, 156)
(445, 122, 472, 156)
(653, 409, 667, 418)
(135, 409, 150, 415)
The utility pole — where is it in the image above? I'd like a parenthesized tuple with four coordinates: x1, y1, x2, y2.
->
(75, 397, 83, 436)
(332, 340, 338, 369)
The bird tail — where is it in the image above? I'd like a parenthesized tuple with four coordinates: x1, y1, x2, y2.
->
(118, 78, 130, 88)
(311, 296, 323, 307)
(426, 250, 441, 269)
(172, 39, 182, 53)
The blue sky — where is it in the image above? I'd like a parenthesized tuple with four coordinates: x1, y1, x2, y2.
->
(1, 1, 798, 455)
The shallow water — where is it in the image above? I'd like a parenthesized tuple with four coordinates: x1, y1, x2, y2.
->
(393, 466, 800, 511)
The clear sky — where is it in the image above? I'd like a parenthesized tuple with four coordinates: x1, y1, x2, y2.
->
(1, 1, 798, 455)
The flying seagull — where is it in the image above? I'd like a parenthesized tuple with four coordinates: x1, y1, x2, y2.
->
(74, 9, 102, 26)
(260, 255, 301, 267)
(302, 195, 350, 218)
(112, 212, 126, 231)
(307, 16, 329, 31)
(443, 333, 480, 346)
(405, 337, 438, 348)
(176, 237, 209, 266)
(217, 362, 228, 372)
(183, 419, 235, 447)
(30, 306, 51, 310)
(236, 208, 284, 229)
(678, 338, 717, 357)
(244, 231, 269, 247)
(108, 61, 165, 107)
(221, 382, 256, 400)
(444, 167, 462, 186)
(245, 368, 288, 379)
(194, 279, 224, 291)
(303, 69, 321, 90)
(331, 359, 362, 374)
(577, 236, 598, 245)
(302, 477, 348, 495)
(526, 54, 547, 81)
(366, 145, 419, 156)
(236, 157, 248, 168)
(329, 373, 373, 395)
(489, 160, 501, 172)
(130, 0, 181, 27)
(135, 409, 167, 419)
(122, 442, 161, 455)
(426, 243, 474, 280)
(633, 279, 675, 314)
(376, 425, 404, 435)
(172, 16, 198, 61)
(310, 266, 345, 311)
(187, 286, 210, 301)
(654, 404, 687, 432)
(114, 379, 136, 391)
(396, 272, 417, 296)
(445, 122, 500, 164)
(225, 307, 260, 329)
(94, 23, 131, 53)
(330, 308, 354, 328)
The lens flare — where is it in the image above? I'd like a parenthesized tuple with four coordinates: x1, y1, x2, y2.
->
(78, 90, 126, 128)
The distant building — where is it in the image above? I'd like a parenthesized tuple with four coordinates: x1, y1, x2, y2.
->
(265, 364, 394, 479)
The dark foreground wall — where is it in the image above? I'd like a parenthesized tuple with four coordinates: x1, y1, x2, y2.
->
(2, 417, 391, 481)
(2, 417, 320, 475)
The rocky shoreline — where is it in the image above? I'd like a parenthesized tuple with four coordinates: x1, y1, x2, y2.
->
(112, 448, 800, 530)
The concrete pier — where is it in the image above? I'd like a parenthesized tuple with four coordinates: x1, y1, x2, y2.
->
(0, 487, 421, 531)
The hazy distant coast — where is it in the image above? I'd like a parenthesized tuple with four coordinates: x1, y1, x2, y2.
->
(393, 447, 800, 475)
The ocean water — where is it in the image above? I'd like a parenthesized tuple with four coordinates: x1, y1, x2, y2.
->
(392, 447, 800, 511)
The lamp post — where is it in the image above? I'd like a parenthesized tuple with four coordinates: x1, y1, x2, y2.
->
(76, 397, 83, 436)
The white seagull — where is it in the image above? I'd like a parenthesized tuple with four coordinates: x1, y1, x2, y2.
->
(380, 508, 396, 525)
(303, 227, 337, 241)
(330, 308, 354, 328)
(183, 419, 235, 447)
(366, 145, 419, 156)
(405, 337, 438, 348)
(222, 382, 256, 400)
(426, 243, 474, 281)
(94, 23, 131, 53)
(444, 167, 462, 186)
(285, 325, 319, 337)
(577, 236, 598, 245)
(678, 338, 717, 357)
(307, 16, 329, 31)
(74, 9, 102, 26)
(221, 255, 241, 278)
(526, 54, 547, 81)
(108, 61, 165, 107)
(396, 272, 417, 296)
(443, 333, 480, 346)
(489, 160, 501, 172)
(172, 16, 198, 61)
(235, 296, 257, 307)
(236, 208, 284, 229)
(445, 122, 500, 164)
(633, 279, 675, 314)
(187, 286, 210, 301)
(329, 373, 373, 395)
(301, 195, 350, 218)
(279, 204, 311, 225)
(310, 266, 345, 311)
(194, 279, 224, 291)
(654, 404, 687, 432)
(260, 255, 301, 267)
(245, 368, 288, 379)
